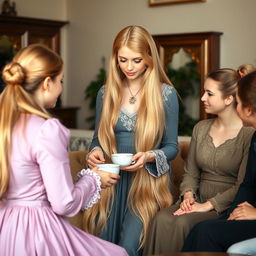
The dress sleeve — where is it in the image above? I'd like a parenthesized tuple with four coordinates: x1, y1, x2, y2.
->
(145, 85, 179, 177)
(209, 129, 255, 213)
(89, 86, 104, 152)
(34, 118, 101, 217)
(225, 132, 256, 216)
(179, 122, 201, 197)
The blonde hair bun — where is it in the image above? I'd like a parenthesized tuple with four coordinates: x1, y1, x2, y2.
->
(3, 62, 25, 86)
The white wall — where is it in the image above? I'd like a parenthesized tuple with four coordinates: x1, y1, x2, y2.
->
(6, 0, 256, 129)
(14, 0, 66, 20)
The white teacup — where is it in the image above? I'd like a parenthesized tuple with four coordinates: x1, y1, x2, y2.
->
(111, 153, 133, 167)
(97, 164, 120, 174)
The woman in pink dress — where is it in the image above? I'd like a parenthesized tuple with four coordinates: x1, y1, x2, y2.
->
(0, 44, 128, 256)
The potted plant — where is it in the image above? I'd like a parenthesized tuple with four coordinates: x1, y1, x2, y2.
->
(166, 61, 200, 136)
(84, 57, 106, 129)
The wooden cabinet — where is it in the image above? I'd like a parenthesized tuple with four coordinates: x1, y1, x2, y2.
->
(153, 31, 223, 120)
(0, 15, 68, 93)
(0, 15, 68, 54)
(0, 16, 79, 129)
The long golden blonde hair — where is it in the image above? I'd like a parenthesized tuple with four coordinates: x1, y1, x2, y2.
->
(83, 25, 174, 247)
(0, 44, 63, 198)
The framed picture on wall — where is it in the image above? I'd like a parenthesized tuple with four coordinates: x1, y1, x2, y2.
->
(148, 0, 206, 6)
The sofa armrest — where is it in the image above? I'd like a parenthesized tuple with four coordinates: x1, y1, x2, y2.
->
(68, 150, 88, 229)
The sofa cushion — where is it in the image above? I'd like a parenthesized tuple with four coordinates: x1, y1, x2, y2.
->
(68, 150, 88, 229)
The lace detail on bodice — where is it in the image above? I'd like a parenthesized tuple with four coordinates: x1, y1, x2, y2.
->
(119, 110, 136, 131)
(77, 168, 101, 210)
(162, 83, 173, 102)
(148, 149, 170, 176)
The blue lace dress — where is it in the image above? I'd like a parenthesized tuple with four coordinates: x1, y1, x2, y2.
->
(89, 83, 179, 256)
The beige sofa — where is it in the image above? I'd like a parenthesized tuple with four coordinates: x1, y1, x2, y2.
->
(67, 140, 190, 230)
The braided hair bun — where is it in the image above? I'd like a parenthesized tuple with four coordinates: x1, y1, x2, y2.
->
(2, 62, 25, 86)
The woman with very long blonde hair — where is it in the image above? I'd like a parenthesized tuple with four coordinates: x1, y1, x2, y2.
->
(86, 25, 179, 256)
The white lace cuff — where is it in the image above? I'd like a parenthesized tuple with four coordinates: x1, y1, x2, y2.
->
(146, 149, 170, 177)
(77, 168, 101, 210)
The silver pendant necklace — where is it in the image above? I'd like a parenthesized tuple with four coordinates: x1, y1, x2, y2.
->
(127, 85, 142, 104)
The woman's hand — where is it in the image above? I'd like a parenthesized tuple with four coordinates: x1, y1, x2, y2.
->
(173, 191, 195, 215)
(122, 151, 154, 172)
(189, 201, 214, 213)
(180, 191, 195, 212)
(87, 148, 105, 168)
(228, 201, 256, 220)
(173, 201, 213, 216)
(92, 167, 120, 189)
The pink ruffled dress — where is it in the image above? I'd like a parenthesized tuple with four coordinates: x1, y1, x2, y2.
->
(0, 115, 128, 256)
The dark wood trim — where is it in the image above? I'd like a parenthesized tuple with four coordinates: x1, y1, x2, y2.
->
(0, 15, 68, 27)
(153, 31, 223, 120)
(149, 0, 206, 7)
(50, 107, 80, 129)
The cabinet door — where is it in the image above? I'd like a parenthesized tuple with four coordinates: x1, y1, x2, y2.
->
(28, 35, 53, 50)
(0, 16, 68, 92)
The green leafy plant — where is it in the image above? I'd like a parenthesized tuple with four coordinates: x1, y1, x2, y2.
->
(0, 37, 15, 93)
(84, 57, 106, 129)
(166, 61, 200, 136)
